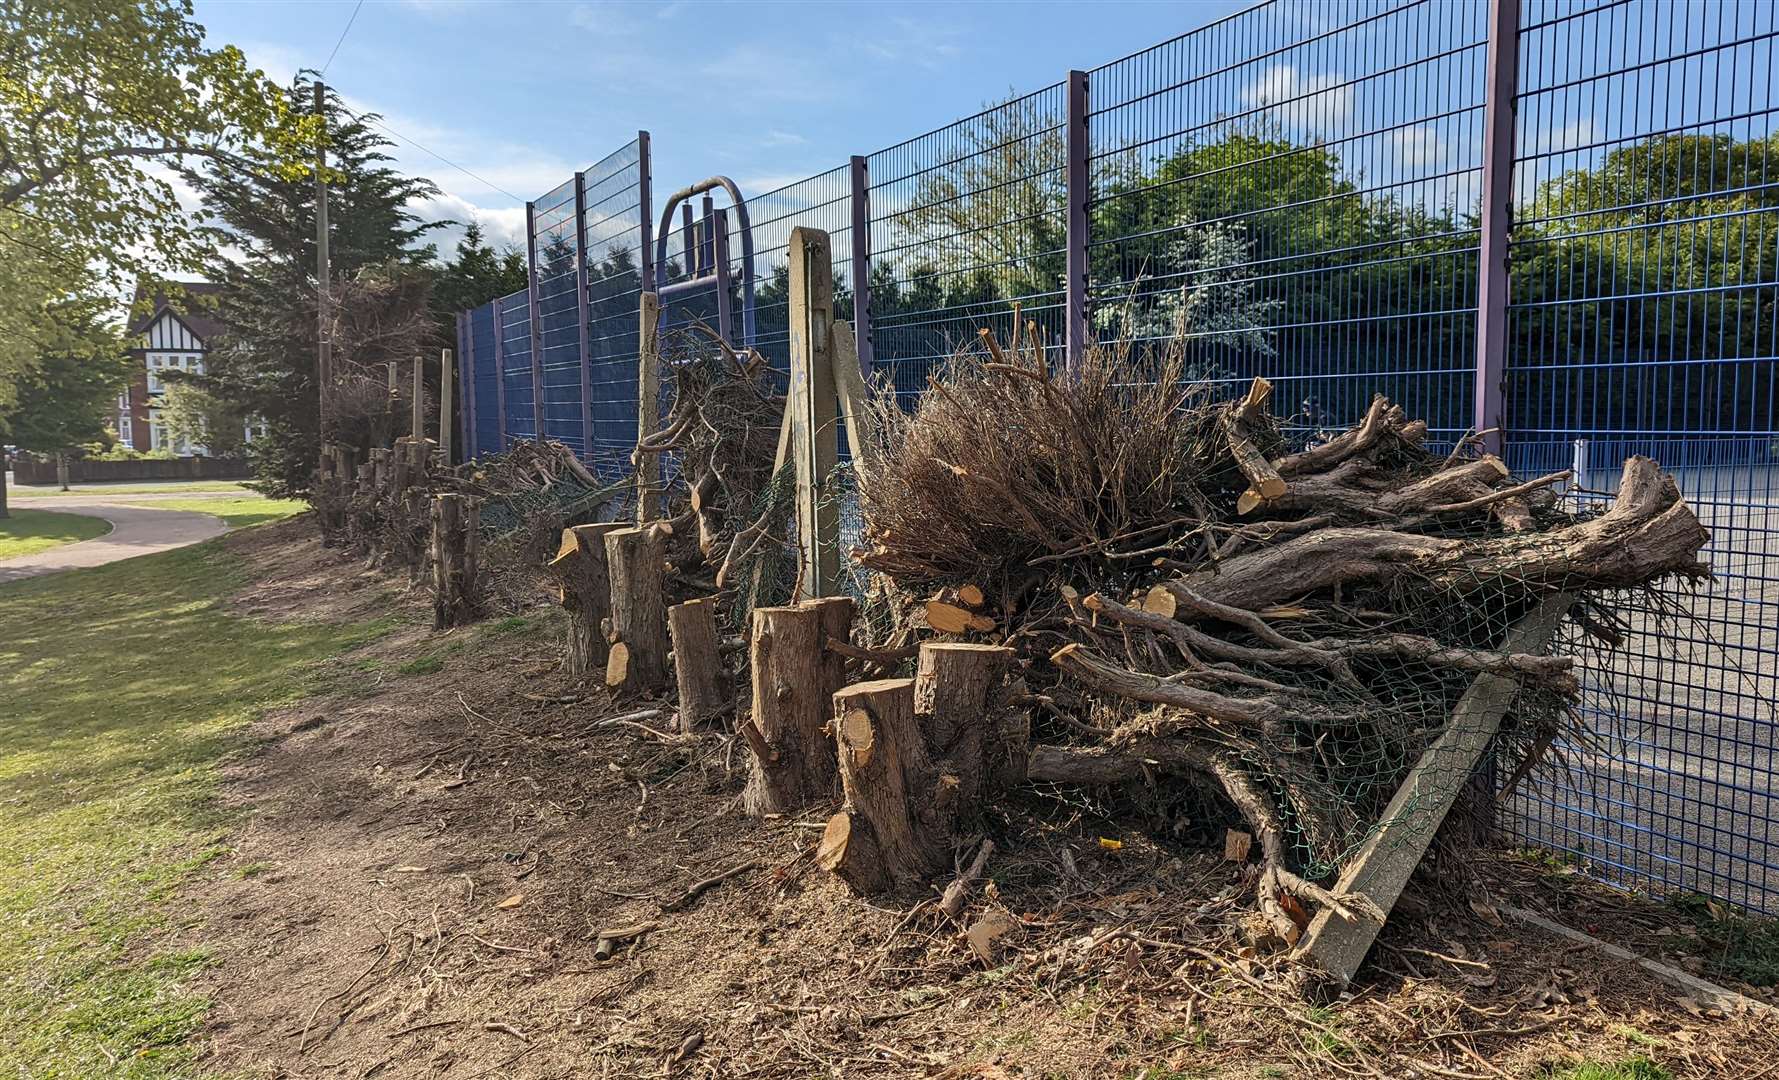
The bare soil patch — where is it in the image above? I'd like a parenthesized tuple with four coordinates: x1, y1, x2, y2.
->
(177, 518, 1777, 1078)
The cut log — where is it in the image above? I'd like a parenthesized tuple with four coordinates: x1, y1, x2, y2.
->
(826, 678, 944, 891)
(668, 598, 729, 730)
(743, 602, 843, 815)
(604, 524, 669, 695)
(1172, 458, 1708, 614)
(548, 523, 623, 679)
(957, 584, 985, 607)
(429, 494, 482, 629)
(925, 599, 974, 634)
(605, 642, 630, 688)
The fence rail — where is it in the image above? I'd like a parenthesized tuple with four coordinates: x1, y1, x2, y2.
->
(452, 0, 1779, 913)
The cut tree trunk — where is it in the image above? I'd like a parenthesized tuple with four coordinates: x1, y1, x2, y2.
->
(669, 597, 729, 730)
(547, 523, 623, 679)
(743, 601, 848, 815)
(604, 523, 669, 694)
(820, 678, 940, 892)
(819, 643, 1015, 895)
(429, 494, 482, 629)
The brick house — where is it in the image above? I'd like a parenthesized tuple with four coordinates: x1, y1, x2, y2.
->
(117, 282, 262, 455)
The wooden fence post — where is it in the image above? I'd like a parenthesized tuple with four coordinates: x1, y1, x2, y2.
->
(637, 291, 662, 522)
(439, 346, 455, 465)
(787, 226, 839, 598)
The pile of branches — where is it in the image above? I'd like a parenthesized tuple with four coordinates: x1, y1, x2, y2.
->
(853, 331, 1711, 942)
(634, 325, 788, 607)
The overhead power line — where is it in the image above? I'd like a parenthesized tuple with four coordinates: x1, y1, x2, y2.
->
(320, 0, 364, 77)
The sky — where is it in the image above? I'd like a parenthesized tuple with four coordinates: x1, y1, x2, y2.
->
(188, 0, 1256, 253)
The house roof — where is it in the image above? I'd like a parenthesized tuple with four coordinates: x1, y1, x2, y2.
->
(128, 280, 226, 344)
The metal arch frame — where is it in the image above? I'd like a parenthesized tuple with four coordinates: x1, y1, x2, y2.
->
(652, 176, 757, 347)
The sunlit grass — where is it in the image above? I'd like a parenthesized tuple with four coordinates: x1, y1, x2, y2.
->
(0, 508, 112, 560)
(0, 539, 386, 1078)
(17, 481, 253, 498)
(123, 494, 308, 529)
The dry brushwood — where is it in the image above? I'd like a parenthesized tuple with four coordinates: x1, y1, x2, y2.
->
(851, 330, 1711, 943)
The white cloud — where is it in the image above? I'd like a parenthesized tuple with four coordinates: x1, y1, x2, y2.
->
(1240, 65, 1355, 136)
(762, 130, 807, 148)
(1391, 124, 1442, 170)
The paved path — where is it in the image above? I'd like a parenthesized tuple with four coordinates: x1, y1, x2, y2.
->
(0, 497, 231, 584)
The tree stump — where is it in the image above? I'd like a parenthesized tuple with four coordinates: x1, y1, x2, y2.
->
(668, 597, 728, 730)
(915, 642, 1015, 808)
(820, 678, 941, 892)
(817, 643, 1015, 895)
(429, 494, 482, 628)
(546, 523, 622, 679)
(743, 602, 846, 815)
(604, 523, 669, 694)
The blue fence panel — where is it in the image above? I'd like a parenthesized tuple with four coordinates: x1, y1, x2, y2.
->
(1086, 0, 1488, 436)
(583, 138, 649, 481)
(1499, 0, 1779, 912)
(465, 301, 500, 457)
(867, 84, 1068, 402)
(496, 288, 535, 442)
(533, 177, 585, 454)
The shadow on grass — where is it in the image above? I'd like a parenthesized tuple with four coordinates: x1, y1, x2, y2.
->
(0, 537, 388, 1077)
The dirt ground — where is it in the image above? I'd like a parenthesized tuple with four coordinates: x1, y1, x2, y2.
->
(175, 516, 1779, 1079)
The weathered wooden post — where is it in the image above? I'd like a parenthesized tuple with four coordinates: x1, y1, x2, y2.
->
(787, 226, 840, 597)
(545, 523, 623, 678)
(439, 346, 455, 466)
(636, 291, 663, 522)
(411, 354, 425, 440)
(603, 523, 669, 694)
(668, 597, 728, 729)
(429, 493, 482, 628)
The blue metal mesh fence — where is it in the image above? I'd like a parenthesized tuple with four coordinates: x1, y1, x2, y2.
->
(463, 302, 500, 457)
(1499, 0, 1779, 910)
(451, 0, 1779, 912)
(582, 138, 649, 481)
(1086, 0, 1488, 437)
(866, 84, 1068, 401)
(532, 176, 584, 453)
(496, 287, 534, 442)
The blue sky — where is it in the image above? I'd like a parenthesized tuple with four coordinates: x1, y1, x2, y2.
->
(189, 0, 1254, 251)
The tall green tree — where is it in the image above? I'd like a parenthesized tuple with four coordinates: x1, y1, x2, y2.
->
(431, 221, 526, 318)
(0, 300, 130, 491)
(0, 0, 315, 399)
(193, 73, 441, 497)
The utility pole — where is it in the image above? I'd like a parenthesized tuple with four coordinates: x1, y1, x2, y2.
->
(314, 80, 332, 441)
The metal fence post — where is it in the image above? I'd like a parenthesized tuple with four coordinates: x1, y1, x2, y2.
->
(638, 131, 654, 298)
(849, 154, 874, 376)
(1065, 69, 1090, 375)
(1472, 0, 1521, 456)
(574, 170, 593, 457)
(525, 200, 545, 441)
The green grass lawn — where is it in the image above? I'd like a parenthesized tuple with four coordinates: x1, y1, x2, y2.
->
(0, 539, 388, 1078)
(12, 481, 254, 498)
(123, 494, 308, 529)
(0, 508, 112, 560)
